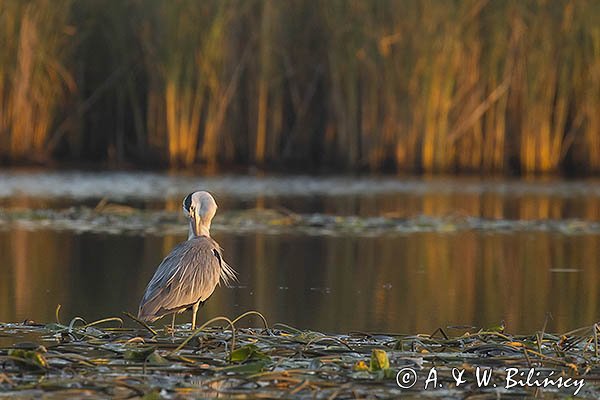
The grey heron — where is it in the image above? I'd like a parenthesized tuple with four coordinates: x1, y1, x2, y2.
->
(138, 191, 237, 330)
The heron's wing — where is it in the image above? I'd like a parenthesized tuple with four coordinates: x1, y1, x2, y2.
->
(138, 237, 226, 322)
(214, 245, 238, 287)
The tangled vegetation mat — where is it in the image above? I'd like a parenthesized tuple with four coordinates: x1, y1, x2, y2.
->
(1, 310, 599, 399)
(2, 206, 600, 237)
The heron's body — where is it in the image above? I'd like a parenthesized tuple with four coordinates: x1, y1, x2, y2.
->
(137, 191, 236, 329)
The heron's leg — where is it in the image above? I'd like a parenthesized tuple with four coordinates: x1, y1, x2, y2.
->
(191, 301, 200, 330)
(171, 313, 176, 331)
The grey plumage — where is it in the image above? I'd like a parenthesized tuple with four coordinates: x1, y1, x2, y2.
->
(137, 191, 236, 329)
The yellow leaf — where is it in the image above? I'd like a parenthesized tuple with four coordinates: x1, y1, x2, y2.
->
(353, 360, 369, 371)
(370, 349, 390, 371)
(505, 342, 525, 347)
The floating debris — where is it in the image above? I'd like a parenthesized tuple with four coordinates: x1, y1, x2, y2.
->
(1, 207, 600, 237)
(1, 312, 599, 398)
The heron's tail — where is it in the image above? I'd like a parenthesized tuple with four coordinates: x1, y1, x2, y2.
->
(219, 260, 238, 287)
(137, 300, 163, 323)
(137, 308, 156, 323)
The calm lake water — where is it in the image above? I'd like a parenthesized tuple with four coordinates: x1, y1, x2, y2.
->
(1, 171, 600, 334)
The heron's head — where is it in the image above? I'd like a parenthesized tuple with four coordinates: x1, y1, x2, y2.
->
(183, 191, 217, 238)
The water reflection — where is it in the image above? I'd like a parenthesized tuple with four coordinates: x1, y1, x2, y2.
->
(1, 172, 600, 221)
(1, 227, 599, 334)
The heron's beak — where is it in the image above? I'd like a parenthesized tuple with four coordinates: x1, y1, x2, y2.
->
(186, 209, 197, 238)
(190, 210, 210, 237)
(193, 212, 202, 237)
(189, 209, 196, 233)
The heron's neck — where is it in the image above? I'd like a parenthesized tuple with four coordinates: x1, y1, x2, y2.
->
(188, 220, 211, 239)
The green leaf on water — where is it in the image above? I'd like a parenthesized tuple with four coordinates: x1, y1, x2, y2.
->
(145, 351, 168, 365)
(230, 344, 270, 363)
(486, 321, 506, 333)
(142, 391, 162, 400)
(124, 346, 156, 362)
(8, 349, 48, 369)
(44, 323, 66, 331)
(383, 368, 397, 379)
(220, 360, 270, 374)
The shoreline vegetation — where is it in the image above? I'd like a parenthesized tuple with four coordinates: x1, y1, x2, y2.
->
(0, 311, 598, 398)
(0, 1, 599, 175)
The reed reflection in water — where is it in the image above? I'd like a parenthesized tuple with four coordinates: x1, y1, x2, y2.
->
(1, 227, 598, 334)
(1, 174, 600, 221)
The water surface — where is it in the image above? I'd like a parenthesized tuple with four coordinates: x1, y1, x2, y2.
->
(1, 171, 599, 333)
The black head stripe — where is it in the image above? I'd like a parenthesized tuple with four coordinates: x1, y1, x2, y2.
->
(183, 193, 193, 212)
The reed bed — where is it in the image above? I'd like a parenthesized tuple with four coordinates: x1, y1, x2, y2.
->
(0, 0, 599, 174)
(0, 0, 73, 162)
